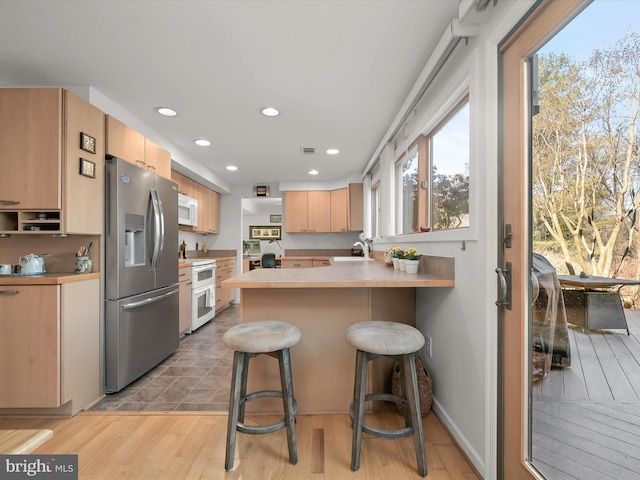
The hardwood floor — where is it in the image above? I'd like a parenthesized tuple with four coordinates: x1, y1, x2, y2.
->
(0, 408, 480, 479)
(1, 305, 479, 479)
(532, 309, 640, 479)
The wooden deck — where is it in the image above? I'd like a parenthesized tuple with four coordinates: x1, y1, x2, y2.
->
(532, 309, 640, 479)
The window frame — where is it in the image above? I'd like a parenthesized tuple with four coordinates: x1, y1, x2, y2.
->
(428, 96, 470, 232)
(390, 93, 472, 241)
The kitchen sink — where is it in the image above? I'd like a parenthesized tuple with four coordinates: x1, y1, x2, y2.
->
(331, 256, 375, 262)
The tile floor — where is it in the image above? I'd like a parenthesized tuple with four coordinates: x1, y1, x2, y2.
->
(90, 305, 239, 412)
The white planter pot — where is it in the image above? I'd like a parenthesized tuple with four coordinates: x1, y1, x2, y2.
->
(404, 259, 420, 274)
(399, 259, 406, 271)
(392, 258, 399, 269)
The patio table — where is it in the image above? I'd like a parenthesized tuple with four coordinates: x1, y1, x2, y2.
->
(557, 275, 640, 335)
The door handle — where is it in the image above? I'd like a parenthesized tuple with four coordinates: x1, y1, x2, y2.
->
(495, 262, 512, 310)
(121, 288, 178, 310)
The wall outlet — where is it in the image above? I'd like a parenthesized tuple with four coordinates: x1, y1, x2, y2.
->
(425, 334, 432, 357)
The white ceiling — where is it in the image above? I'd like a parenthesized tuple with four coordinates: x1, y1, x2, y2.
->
(0, 0, 461, 187)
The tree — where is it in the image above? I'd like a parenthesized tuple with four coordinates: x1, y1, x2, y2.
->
(533, 34, 640, 279)
(432, 171, 469, 229)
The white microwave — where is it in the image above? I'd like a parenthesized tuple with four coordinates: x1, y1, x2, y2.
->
(178, 193, 198, 226)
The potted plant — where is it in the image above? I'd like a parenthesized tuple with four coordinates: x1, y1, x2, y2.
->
(404, 247, 421, 274)
(389, 247, 403, 269)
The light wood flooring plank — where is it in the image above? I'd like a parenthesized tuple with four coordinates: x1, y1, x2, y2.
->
(0, 410, 478, 480)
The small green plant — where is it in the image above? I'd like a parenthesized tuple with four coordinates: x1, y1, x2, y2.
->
(389, 247, 404, 258)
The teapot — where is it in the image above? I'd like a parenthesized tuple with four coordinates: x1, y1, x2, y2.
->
(18, 253, 46, 275)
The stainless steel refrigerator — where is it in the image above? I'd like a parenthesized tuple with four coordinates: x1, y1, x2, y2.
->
(105, 156, 179, 393)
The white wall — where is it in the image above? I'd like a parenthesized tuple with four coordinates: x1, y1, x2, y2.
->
(369, 1, 536, 477)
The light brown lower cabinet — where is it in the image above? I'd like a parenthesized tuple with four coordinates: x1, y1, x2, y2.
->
(0, 279, 100, 414)
(178, 267, 192, 334)
(216, 259, 237, 311)
(281, 259, 313, 268)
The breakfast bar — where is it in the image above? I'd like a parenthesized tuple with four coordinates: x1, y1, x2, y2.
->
(222, 256, 454, 414)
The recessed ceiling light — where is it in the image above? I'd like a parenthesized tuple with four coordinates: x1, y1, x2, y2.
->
(308, 170, 319, 175)
(155, 107, 177, 117)
(194, 139, 211, 146)
(261, 107, 280, 117)
(326, 148, 340, 155)
(226, 165, 238, 171)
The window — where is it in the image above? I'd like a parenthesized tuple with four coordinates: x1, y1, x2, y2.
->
(396, 146, 419, 233)
(430, 101, 469, 230)
(393, 97, 469, 235)
(371, 181, 380, 238)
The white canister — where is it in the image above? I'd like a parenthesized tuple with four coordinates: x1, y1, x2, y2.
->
(0, 264, 11, 275)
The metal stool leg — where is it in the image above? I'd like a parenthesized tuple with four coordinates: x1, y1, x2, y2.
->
(404, 353, 427, 477)
(279, 347, 298, 465)
(351, 349, 368, 471)
(225, 351, 246, 471)
(238, 353, 251, 423)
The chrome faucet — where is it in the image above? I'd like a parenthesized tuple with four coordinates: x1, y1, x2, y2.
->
(352, 240, 370, 258)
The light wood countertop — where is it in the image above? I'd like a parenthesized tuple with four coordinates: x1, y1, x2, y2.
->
(0, 272, 100, 285)
(223, 255, 454, 289)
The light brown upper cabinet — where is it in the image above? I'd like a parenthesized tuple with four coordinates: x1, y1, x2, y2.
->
(198, 184, 219, 234)
(105, 115, 144, 165)
(172, 170, 220, 234)
(284, 191, 309, 233)
(285, 191, 331, 233)
(286, 185, 362, 233)
(105, 115, 171, 180)
(0, 88, 105, 235)
(171, 171, 195, 198)
(330, 188, 348, 232)
(144, 138, 171, 180)
(347, 183, 363, 232)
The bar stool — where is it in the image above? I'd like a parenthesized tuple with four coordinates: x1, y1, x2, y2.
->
(222, 320, 301, 471)
(346, 321, 427, 477)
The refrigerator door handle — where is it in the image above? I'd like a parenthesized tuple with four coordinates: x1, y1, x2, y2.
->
(149, 188, 162, 271)
(121, 288, 178, 311)
(156, 188, 166, 260)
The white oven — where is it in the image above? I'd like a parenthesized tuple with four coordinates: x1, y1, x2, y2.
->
(178, 193, 198, 226)
(191, 260, 216, 331)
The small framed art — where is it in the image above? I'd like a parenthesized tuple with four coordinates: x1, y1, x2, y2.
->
(79, 158, 96, 178)
(80, 132, 96, 154)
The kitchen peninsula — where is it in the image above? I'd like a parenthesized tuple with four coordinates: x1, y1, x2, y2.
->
(222, 256, 454, 414)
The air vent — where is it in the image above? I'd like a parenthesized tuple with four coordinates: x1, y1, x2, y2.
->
(301, 147, 315, 154)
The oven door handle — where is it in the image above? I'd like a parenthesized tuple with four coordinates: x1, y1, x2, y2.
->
(121, 289, 178, 311)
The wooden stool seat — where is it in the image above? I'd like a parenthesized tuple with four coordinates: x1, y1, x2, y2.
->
(346, 321, 428, 477)
(223, 320, 301, 471)
(222, 320, 302, 353)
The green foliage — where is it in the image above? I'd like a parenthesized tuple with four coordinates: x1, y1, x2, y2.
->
(432, 170, 469, 230)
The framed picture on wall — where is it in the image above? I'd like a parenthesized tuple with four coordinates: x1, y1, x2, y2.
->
(249, 225, 281, 240)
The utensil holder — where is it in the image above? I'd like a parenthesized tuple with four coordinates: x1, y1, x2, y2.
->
(74, 255, 92, 273)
